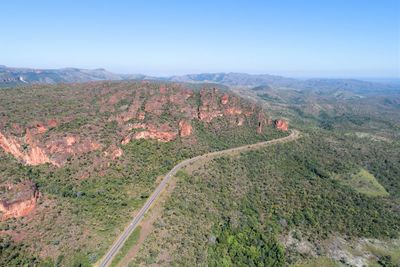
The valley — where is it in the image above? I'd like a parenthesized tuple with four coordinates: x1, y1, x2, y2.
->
(0, 68, 399, 267)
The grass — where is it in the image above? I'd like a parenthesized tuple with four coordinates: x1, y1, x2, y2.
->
(341, 168, 389, 197)
(109, 226, 141, 267)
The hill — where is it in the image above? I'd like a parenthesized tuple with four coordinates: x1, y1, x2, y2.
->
(1, 65, 398, 96)
(0, 65, 149, 87)
(169, 72, 399, 95)
(131, 85, 400, 267)
(0, 80, 287, 266)
(0, 77, 399, 266)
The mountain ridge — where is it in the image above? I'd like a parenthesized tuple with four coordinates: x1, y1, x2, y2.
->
(1, 65, 398, 95)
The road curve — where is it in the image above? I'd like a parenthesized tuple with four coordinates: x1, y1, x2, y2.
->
(98, 129, 300, 267)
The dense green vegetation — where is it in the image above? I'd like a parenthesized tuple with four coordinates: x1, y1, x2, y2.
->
(208, 204, 286, 266)
(133, 128, 400, 266)
(0, 235, 39, 266)
(193, 118, 287, 151)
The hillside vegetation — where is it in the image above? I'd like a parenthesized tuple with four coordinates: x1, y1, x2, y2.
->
(0, 81, 286, 266)
(132, 129, 400, 266)
(131, 86, 400, 266)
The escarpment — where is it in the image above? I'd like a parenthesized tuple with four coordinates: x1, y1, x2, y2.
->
(0, 181, 39, 220)
(274, 119, 289, 131)
(0, 125, 101, 167)
(0, 81, 288, 168)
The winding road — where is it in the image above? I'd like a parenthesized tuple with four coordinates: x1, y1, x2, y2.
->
(99, 129, 300, 267)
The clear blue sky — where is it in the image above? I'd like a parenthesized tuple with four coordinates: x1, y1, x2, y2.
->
(1, 0, 399, 78)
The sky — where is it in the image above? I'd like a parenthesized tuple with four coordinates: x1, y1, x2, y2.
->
(1, 0, 399, 78)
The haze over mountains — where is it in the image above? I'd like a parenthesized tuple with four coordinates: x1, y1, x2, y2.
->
(1, 65, 398, 95)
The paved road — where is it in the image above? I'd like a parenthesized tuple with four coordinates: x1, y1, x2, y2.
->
(98, 130, 300, 267)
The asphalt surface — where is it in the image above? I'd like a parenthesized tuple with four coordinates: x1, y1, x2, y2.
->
(98, 129, 300, 267)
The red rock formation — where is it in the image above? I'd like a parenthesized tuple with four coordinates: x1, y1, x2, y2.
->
(0, 181, 39, 220)
(46, 135, 101, 166)
(109, 91, 144, 124)
(104, 145, 123, 160)
(122, 123, 178, 143)
(107, 91, 129, 105)
(274, 119, 289, 131)
(138, 111, 146, 120)
(179, 120, 193, 137)
(0, 132, 53, 166)
(124, 123, 146, 131)
(26, 146, 53, 166)
(0, 129, 101, 167)
(198, 88, 223, 122)
(144, 95, 168, 115)
(224, 107, 243, 116)
(169, 90, 193, 105)
(34, 123, 47, 134)
(159, 85, 168, 94)
(11, 123, 24, 135)
(47, 119, 58, 128)
(65, 136, 76, 146)
(134, 123, 177, 142)
(257, 112, 267, 134)
(121, 135, 131, 145)
(237, 117, 245, 126)
(221, 94, 229, 105)
(133, 131, 177, 142)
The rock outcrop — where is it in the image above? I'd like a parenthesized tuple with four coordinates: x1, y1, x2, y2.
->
(221, 94, 229, 105)
(179, 120, 193, 137)
(274, 119, 289, 131)
(112, 86, 286, 144)
(257, 112, 267, 134)
(104, 145, 123, 160)
(197, 89, 220, 121)
(0, 131, 53, 166)
(0, 181, 39, 220)
(0, 125, 101, 167)
(121, 123, 177, 143)
(0, 82, 288, 168)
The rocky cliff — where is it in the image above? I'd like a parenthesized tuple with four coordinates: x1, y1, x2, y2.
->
(0, 181, 39, 220)
(0, 81, 288, 167)
(274, 119, 289, 131)
(0, 123, 101, 167)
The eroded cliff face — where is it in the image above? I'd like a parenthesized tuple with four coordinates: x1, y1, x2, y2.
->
(0, 122, 101, 167)
(0, 181, 39, 220)
(0, 131, 53, 166)
(0, 82, 288, 168)
(111, 86, 266, 143)
(179, 120, 193, 137)
(274, 119, 289, 131)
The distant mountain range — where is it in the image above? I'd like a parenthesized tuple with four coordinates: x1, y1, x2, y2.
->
(0, 65, 398, 94)
(0, 65, 147, 86)
(169, 73, 399, 95)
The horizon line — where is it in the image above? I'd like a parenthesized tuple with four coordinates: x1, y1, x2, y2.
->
(1, 64, 399, 81)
